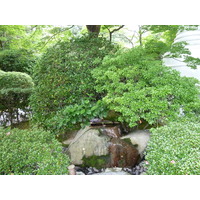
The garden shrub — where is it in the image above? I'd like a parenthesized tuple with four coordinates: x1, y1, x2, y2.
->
(0, 127, 70, 175)
(144, 119, 200, 175)
(92, 47, 200, 128)
(0, 70, 34, 125)
(0, 49, 35, 73)
(30, 35, 117, 134)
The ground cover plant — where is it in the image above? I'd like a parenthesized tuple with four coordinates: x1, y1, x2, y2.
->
(144, 118, 200, 175)
(0, 127, 70, 175)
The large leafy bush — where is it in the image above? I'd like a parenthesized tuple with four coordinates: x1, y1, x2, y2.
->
(30, 35, 116, 133)
(0, 70, 34, 125)
(144, 119, 200, 175)
(92, 47, 200, 127)
(0, 127, 70, 175)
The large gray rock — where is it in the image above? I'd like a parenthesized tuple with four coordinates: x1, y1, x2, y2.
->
(121, 130, 151, 157)
(68, 126, 110, 165)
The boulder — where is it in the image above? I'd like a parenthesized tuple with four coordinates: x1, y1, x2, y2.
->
(62, 130, 79, 146)
(121, 130, 151, 157)
(68, 126, 110, 165)
(67, 126, 140, 168)
(109, 138, 140, 168)
(99, 126, 121, 138)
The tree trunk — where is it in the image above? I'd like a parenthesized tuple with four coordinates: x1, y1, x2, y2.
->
(86, 25, 101, 37)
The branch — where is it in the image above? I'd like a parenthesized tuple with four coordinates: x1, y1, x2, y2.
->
(110, 25, 125, 34)
(28, 25, 40, 39)
(40, 25, 74, 50)
(122, 34, 135, 47)
(105, 25, 125, 42)
(104, 25, 112, 41)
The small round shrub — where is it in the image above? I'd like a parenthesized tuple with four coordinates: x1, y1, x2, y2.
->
(0, 70, 34, 90)
(0, 70, 34, 125)
(0, 127, 70, 175)
(0, 49, 35, 73)
(144, 119, 200, 175)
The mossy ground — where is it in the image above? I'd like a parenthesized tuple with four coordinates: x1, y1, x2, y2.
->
(11, 121, 30, 129)
(82, 155, 110, 169)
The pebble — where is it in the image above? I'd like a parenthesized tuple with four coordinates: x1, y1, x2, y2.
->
(136, 166, 140, 170)
(76, 171, 86, 175)
(73, 162, 147, 175)
(135, 171, 140, 175)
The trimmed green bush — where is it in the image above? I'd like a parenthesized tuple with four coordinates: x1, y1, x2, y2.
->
(30, 35, 117, 134)
(0, 49, 35, 73)
(0, 70, 34, 90)
(0, 127, 70, 175)
(0, 70, 34, 125)
(144, 119, 200, 175)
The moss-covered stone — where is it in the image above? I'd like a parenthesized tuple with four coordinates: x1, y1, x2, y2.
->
(82, 155, 110, 169)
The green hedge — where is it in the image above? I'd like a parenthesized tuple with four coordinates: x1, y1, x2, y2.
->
(0, 127, 70, 175)
(144, 119, 200, 175)
(0, 49, 35, 73)
(0, 70, 34, 125)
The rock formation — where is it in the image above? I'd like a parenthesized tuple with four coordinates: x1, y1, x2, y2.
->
(67, 125, 141, 168)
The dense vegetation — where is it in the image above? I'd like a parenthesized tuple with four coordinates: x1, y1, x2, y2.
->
(30, 36, 117, 134)
(93, 47, 200, 127)
(0, 49, 35, 73)
(0, 25, 200, 175)
(0, 127, 70, 175)
(144, 118, 200, 175)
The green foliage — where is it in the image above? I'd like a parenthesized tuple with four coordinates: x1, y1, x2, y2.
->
(141, 25, 200, 68)
(0, 70, 34, 125)
(48, 100, 108, 134)
(92, 47, 200, 127)
(30, 35, 117, 133)
(143, 25, 198, 46)
(0, 127, 70, 175)
(0, 25, 26, 49)
(0, 49, 36, 73)
(144, 39, 169, 59)
(144, 119, 200, 175)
